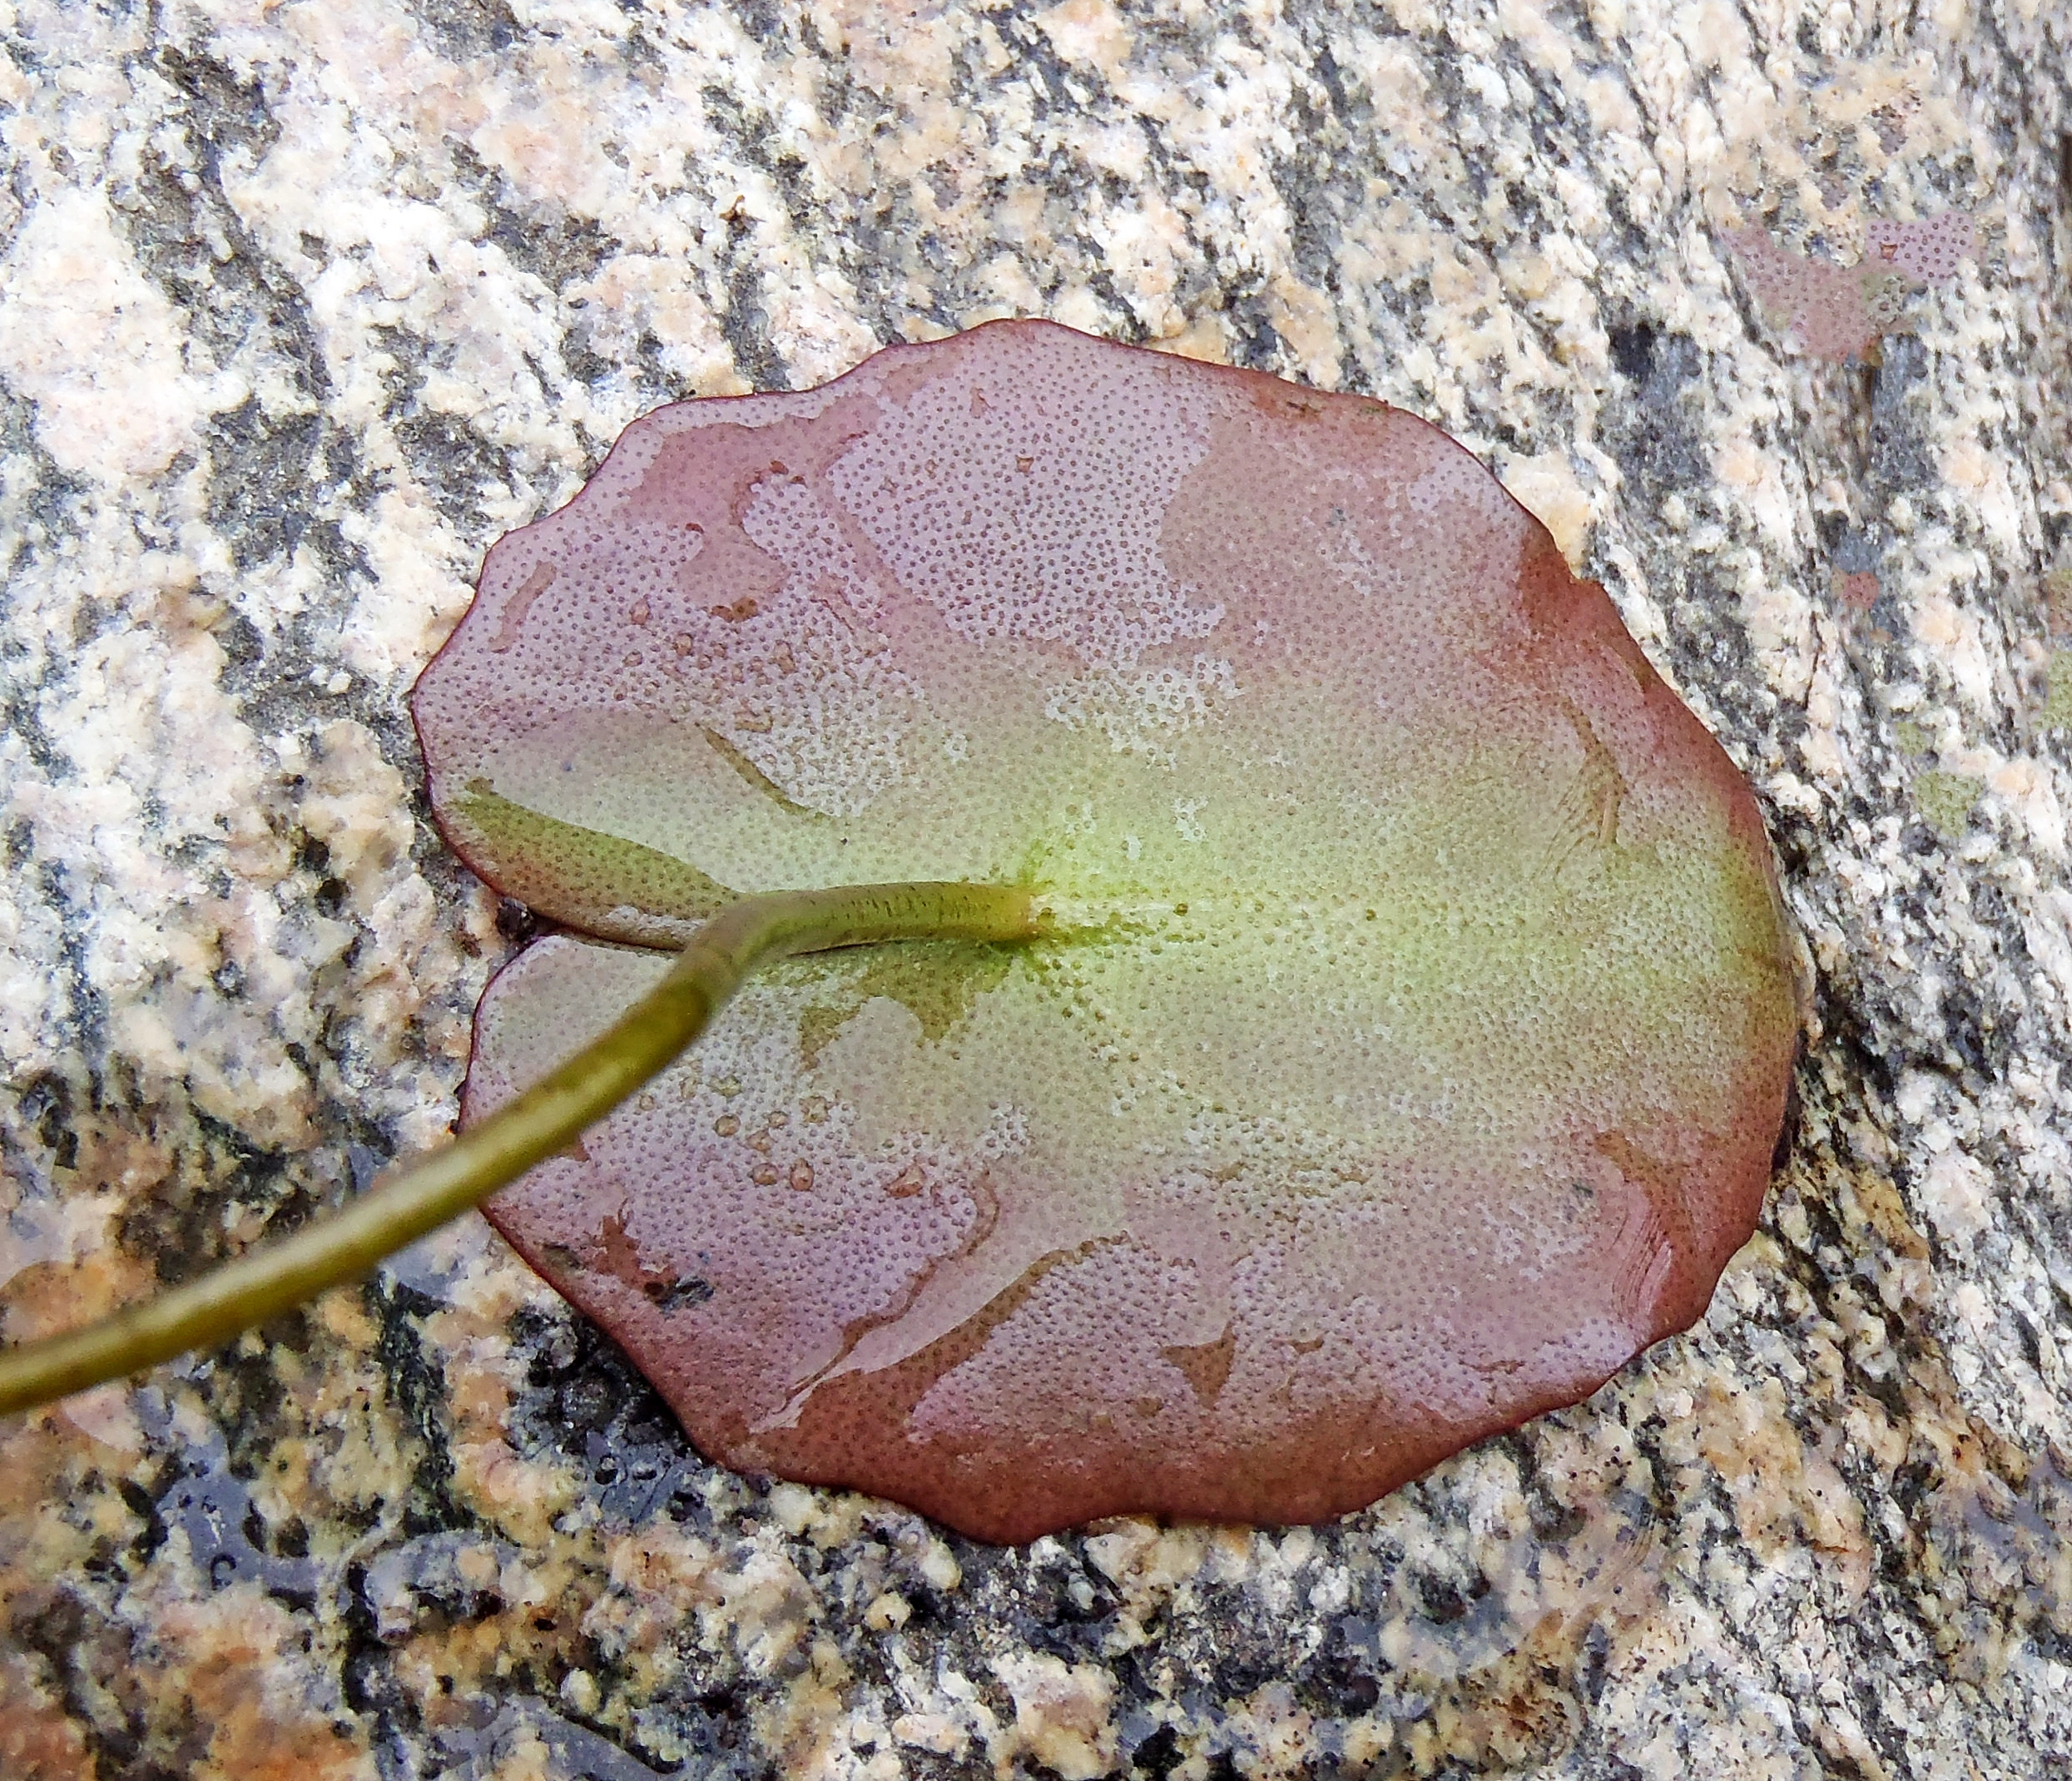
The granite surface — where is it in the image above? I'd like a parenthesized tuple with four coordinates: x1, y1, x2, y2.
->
(2, 2, 2070, 1777)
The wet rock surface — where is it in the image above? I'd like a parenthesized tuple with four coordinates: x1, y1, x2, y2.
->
(1, 2, 2070, 1776)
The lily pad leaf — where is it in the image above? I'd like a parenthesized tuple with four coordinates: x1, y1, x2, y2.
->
(412, 320, 1798, 1543)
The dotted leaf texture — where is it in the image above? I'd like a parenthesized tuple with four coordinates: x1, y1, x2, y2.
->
(1722, 210, 1974, 364)
(410, 321, 1799, 1543)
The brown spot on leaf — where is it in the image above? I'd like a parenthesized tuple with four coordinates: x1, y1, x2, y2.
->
(488, 561, 557, 652)
(1162, 1325, 1237, 1406)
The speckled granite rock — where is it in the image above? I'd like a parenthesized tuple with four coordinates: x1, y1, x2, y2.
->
(2, 2, 2070, 1777)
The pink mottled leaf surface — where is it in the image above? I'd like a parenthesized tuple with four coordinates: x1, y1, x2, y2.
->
(1724, 211, 1974, 364)
(411, 321, 1798, 1542)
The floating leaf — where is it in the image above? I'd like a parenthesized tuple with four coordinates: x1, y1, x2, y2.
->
(412, 321, 1798, 1541)
(1725, 210, 1973, 363)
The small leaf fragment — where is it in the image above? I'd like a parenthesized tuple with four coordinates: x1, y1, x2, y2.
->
(1725, 211, 1974, 363)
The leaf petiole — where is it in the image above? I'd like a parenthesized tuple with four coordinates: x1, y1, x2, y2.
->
(0, 881, 1042, 1417)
